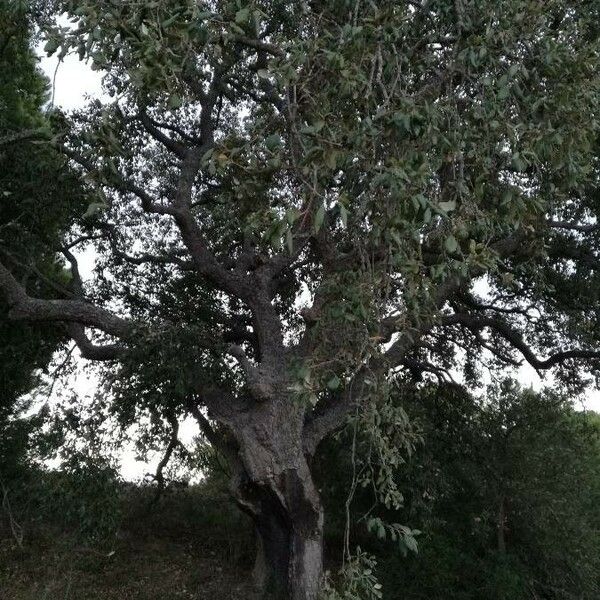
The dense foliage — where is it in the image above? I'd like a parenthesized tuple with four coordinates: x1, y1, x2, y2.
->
(317, 382, 600, 599)
(0, 0, 89, 547)
(2, 1, 600, 598)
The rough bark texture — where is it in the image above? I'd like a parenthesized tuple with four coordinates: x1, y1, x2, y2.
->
(226, 397, 324, 600)
(236, 471, 323, 600)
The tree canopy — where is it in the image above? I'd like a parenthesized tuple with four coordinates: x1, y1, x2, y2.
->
(2, 1, 600, 598)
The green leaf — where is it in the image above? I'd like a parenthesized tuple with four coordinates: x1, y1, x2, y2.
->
(257, 69, 270, 79)
(167, 94, 182, 110)
(313, 120, 325, 133)
(235, 8, 251, 24)
(438, 200, 456, 213)
(162, 13, 180, 28)
(445, 235, 458, 253)
(511, 152, 527, 172)
(83, 202, 107, 219)
(404, 534, 419, 554)
(325, 150, 338, 170)
(314, 204, 325, 232)
(286, 228, 293, 254)
(339, 204, 348, 228)
(327, 375, 341, 390)
(44, 39, 60, 56)
(265, 134, 282, 151)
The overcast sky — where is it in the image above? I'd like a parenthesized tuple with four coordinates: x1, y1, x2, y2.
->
(35, 46, 600, 481)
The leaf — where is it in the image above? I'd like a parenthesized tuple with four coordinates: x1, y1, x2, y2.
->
(83, 202, 107, 219)
(404, 534, 419, 554)
(235, 8, 251, 24)
(265, 134, 282, 151)
(327, 375, 341, 391)
(445, 235, 458, 253)
(167, 94, 182, 110)
(297, 365, 311, 384)
(44, 39, 60, 56)
(201, 148, 214, 165)
(257, 69, 270, 79)
(286, 228, 293, 254)
(312, 120, 325, 133)
(339, 204, 348, 228)
(511, 152, 527, 172)
(314, 204, 325, 232)
(326, 150, 338, 170)
(438, 200, 456, 213)
(162, 13, 180, 28)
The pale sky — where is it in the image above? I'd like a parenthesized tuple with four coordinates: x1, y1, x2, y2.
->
(34, 44, 600, 482)
(36, 46, 201, 482)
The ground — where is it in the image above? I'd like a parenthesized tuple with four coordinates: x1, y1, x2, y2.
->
(0, 483, 259, 600)
(1, 535, 256, 600)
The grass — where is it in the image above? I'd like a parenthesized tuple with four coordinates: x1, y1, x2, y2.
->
(0, 481, 258, 600)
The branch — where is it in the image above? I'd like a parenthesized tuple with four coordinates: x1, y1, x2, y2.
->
(229, 34, 284, 57)
(140, 113, 201, 145)
(0, 128, 50, 147)
(442, 312, 600, 370)
(65, 323, 125, 361)
(227, 344, 275, 401)
(151, 411, 180, 503)
(548, 220, 600, 233)
(303, 369, 369, 456)
(0, 261, 131, 338)
(61, 246, 84, 297)
(139, 109, 188, 159)
(60, 146, 178, 216)
(188, 402, 240, 468)
(303, 230, 531, 447)
(98, 222, 194, 270)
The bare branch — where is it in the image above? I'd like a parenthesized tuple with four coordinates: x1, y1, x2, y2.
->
(442, 312, 600, 370)
(0, 261, 131, 338)
(65, 323, 125, 361)
(548, 220, 600, 233)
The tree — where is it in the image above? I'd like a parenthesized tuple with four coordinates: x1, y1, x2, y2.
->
(0, 1, 85, 482)
(2, 1, 600, 598)
(372, 381, 600, 600)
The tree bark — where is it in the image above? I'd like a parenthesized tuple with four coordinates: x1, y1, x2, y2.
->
(207, 369, 325, 598)
(233, 458, 324, 599)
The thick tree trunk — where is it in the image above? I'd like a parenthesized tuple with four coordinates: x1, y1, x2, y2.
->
(212, 384, 324, 598)
(234, 464, 324, 599)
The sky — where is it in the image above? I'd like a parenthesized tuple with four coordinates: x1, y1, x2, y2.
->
(34, 44, 600, 480)
(36, 47, 202, 482)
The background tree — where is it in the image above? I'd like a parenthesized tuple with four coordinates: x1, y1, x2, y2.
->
(0, 0, 85, 496)
(2, 1, 600, 598)
(367, 381, 600, 600)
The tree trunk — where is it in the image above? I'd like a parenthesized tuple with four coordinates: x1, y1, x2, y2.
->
(497, 495, 506, 553)
(212, 386, 324, 598)
(235, 465, 324, 600)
